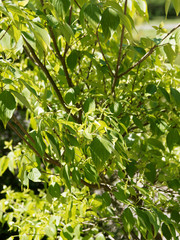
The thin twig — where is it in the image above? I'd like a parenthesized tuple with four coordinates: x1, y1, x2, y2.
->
(48, 27, 74, 88)
(8, 122, 61, 167)
(0, 25, 11, 40)
(24, 46, 38, 66)
(96, 29, 114, 77)
(12, 116, 59, 165)
(117, 23, 180, 80)
(23, 37, 80, 123)
(112, 0, 128, 95)
(73, 0, 81, 9)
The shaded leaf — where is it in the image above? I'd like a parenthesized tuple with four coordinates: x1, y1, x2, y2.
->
(122, 208, 135, 233)
(84, 3, 101, 28)
(83, 98, 95, 113)
(101, 7, 120, 39)
(0, 91, 16, 128)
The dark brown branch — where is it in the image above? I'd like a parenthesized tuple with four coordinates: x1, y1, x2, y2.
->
(0, 25, 11, 40)
(12, 116, 59, 165)
(8, 121, 61, 167)
(24, 46, 38, 66)
(73, 0, 81, 9)
(96, 29, 114, 77)
(112, 0, 128, 95)
(48, 27, 74, 88)
(23, 37, 80, 123)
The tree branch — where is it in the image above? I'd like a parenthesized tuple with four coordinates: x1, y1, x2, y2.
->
(48, 27, 74, 88)
(116, 23, 180, 80)
(96, 29, 114, 77)
(23, 37, 80, 123)
(73, 0, 81, 9)
(12, 115, 59, 165)
(0, 25, 11, 40)
(8, 121, 61, 167)
(112, 0, 128, 95)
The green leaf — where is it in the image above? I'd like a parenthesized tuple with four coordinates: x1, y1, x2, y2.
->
(166, 128, 179, 151)
(122, 208, 135, 233)
(59, 22, 74, 44)
(72, 168, 81, 185)
(31, 23, 50, 50)
(134, 0, 148, 20)
(46, 132, 60, 159)
(0, 156, 9, 176)
(101, 7, 120, 39)
(167, 179, 180, 191)
(29, 131, 46, 156)
(175, 29, 180, 48)
(170, 87, 180, 107)
(62, 165, 71, 191)
(136, 209, 153, 236)
(90, 136, 113, 171)
(83, 3, 101, 29)
(172, 0, 180, 16)
(67, 50, 78, 71)
(147, 138, 165, 151)
(114, 184, 128, 202)
(171, 210, 180, 223)
(159, 87, 170, 102)
(11, 90, 32, 111)
(45, 223, 57, 238)
(22, 31, 36, 50)
(64, 146, 74, 163)
(0, 91, 16, 128)
(28, 168, 41, 182)
(133, 116, 144, 130)
(48, 182, 61, 198)
(144, 163, 156, 183)
(165, 0, 171, 16)
(52, 0, 70, 18)
(84, 163, 98, 183)
(164, 43, 176, 64)
(126, 159, 137, 177)
(104, 1, 132, 35)
(102, 192, 111, 206)
(109, 102, 122, 116)
(146, 84, 157, 94)
(95, 233, 105, 240)
(162, 223, 171, 240)
(65, 88, 76, 104)
(83, 98, 95, 113)
(20, 79, 38, 98)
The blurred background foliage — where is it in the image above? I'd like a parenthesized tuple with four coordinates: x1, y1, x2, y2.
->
(147, 0, 177, 18)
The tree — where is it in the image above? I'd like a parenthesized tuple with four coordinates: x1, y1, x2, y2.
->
(0, 0, 180, 239)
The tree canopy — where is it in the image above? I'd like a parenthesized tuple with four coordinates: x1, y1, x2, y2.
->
(0, 0, 180, 239)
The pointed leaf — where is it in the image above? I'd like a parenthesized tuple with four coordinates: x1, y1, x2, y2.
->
(101, 7, 120, 39)
(62, 165, 71, 191)
(83, 3, 101, 28)
(0, 91, 16, 128)
(11, 90, 32, 111)
(171, 87, 180, 107)
(28, 168, 41, 182)
(122, 208, 135, 233)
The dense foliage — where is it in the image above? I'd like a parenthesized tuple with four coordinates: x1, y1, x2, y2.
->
(0, 0, 180, 239)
